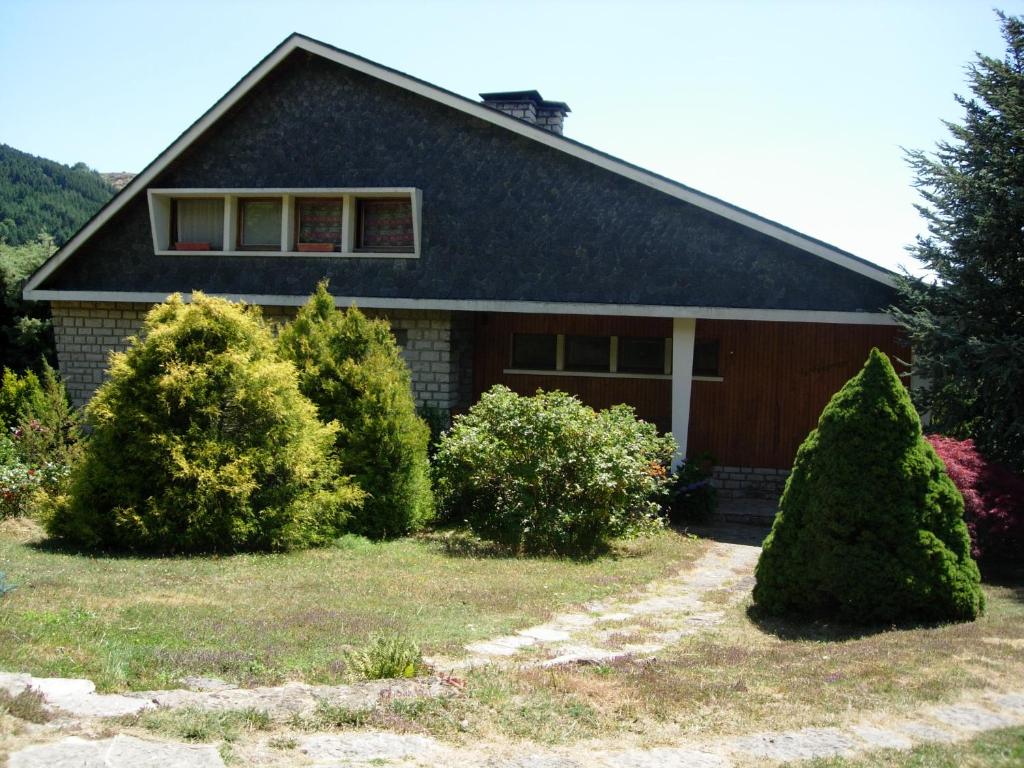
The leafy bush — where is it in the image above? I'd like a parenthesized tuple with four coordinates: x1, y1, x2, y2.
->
(0, 435, 39, 519)
(278, 284, 433, 539)
(753, 349, 984, 624)
(0, 365, 47, 429)
(434, 386, 675, 556)
(667, 453, 717, 524)
(342, 633, 425, 680)
(47, 293, 363, 553)
(928, 435, 1024, 566)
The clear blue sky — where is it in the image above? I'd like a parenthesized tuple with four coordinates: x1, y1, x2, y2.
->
(1, 0, 1019, 274)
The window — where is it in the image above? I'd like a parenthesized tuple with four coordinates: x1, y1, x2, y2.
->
(238, 198, 282, 249)
(150, 188, 420, 256)
(295, 197, 343, 251)
(511, 333, 557, 370)
(564, 335, 611, 372)
(357, 198, 414, 252)
(693, 340, 720, 377)
(618, 336, 666, 374)
(172, 198, 223, 250)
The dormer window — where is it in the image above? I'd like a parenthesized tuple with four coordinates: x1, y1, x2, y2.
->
(147, 188, 421, 258)
(296, 197, 343, 252)
(238, 198, 282, 250)
(356, 198, 414, 252)
(172, 198, 224, 250)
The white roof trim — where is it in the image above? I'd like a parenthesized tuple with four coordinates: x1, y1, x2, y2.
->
(25, 33, 896, 294)
(27, 290, 897, 326)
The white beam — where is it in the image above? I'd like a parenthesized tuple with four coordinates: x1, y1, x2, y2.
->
(671, 317, 696, 469)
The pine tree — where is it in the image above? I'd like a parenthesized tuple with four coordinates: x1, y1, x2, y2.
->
(753, 349, 984, 624)
(894, 12, 1024, 472)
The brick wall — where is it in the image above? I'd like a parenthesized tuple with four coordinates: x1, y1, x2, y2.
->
(711, 465, 790, 500)
(51, 301, 463, 414)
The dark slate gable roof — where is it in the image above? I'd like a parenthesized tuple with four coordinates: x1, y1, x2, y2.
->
(26, 34, 897, 317)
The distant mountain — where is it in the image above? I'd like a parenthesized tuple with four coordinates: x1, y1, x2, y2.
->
(0, 144, 118, 246)
(101, 171, 135, 191)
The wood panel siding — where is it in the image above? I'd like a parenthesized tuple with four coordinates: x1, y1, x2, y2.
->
(688, 319, 909, 469)
(472, 313, 673, 430)
(472, 313, 908, 472)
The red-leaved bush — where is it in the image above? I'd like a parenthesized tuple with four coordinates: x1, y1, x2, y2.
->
(928, 435, 1024, 565)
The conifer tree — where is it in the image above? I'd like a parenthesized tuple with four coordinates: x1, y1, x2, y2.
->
(278, 284, 433, 539)
(49, 293, 362, 552)
(895, 12, 1024, 472)
(753, 349, 984, 624)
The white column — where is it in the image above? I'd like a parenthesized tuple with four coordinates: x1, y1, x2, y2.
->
(671, 317, 696, 469)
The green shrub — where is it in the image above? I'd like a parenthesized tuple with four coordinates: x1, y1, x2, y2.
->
(752, 348, 985, 624)
(434, 386, 674, 556)
(278, 284, 433, 539)
(0, 366, 47, 429)
(343, 633, 425, 680)
(0, 435, 38, 519)
(47, 293, 363, 553)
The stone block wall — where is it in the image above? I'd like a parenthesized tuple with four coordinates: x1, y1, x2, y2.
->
(51, 301, 467, 415)
(712, 465, 790, 500)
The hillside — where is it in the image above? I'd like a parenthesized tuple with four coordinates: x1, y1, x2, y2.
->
(0, 144, 117, 246)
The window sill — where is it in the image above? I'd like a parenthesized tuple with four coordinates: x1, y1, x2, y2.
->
(504, 368, 724, 382)
(504, 368, 670, 381)
(156, 249, 419, 259)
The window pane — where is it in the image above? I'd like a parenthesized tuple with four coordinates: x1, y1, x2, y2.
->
(511, 333, 556, 369)
(565, 335, 610, 372)
(175, 198, 224, 249)
(296, 198, 343, 248)
(358, 199, 414, 251)
(693, 340, 720, 377)
(618, 336, 666, 374)
(240, 199, 282, 248)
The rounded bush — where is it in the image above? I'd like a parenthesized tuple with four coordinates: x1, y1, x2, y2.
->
(434, 385, 675, 556)
(278, 284, 433, 539)
(47, 293, 363, 553)
(753, 349, 984, 624)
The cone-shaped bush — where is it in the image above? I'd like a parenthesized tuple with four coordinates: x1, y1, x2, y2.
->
(753, 348, 984, 623)
(48, 293, 363, 552)
(278, 284, 433, 539)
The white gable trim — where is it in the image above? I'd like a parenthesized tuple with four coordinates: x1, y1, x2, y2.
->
(25, 289, 897, 326)
(25, 34, 896, 294)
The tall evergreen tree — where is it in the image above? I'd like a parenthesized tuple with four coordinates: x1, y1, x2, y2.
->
(895, 12, 1024, 472)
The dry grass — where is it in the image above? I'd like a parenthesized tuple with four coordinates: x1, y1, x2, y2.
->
(799, 726, 1024, 767)
(0, 519, 705, 692)
(377, 579, 1024, 748)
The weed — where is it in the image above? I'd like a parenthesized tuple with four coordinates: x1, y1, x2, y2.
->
(343, 633, 424, 680)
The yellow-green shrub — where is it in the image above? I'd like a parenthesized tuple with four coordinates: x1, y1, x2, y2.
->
(47, 293, 362, 552)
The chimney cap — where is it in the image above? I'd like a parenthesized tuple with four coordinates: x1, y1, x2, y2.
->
(479, 90, 571, 114)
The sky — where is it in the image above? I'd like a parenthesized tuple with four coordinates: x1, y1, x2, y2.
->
(1, 0, 1020, 275)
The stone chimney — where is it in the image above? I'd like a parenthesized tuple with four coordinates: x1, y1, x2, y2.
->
(480, 90, 571, 135)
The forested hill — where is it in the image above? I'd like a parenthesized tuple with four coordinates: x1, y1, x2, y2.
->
(0, 144, 118, 246)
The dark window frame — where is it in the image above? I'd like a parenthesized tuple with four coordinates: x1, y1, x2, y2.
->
(693, 339, 721, 378)
(510, 333, 558, 370)
(237, 197, 283, 251)
(294, 196, 344, 251)
(563, 334, 611, 373)
(355, 197, 415, 253)
(617, 335, 667, 375)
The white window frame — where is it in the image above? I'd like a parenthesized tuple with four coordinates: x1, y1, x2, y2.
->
(147, 187, 421, 258)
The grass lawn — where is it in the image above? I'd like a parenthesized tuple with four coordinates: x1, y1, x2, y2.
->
(0, 518, 706, 692)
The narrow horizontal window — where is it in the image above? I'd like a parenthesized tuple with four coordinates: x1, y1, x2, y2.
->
(693, 340, 720, 377)
(173, 198, 224, 250)
(564, 335, 610, 372)
(357, 198, 414, 252)
(238, 198, 282, 249)
(511, 333, 557, 370)
(618, 336, 667, 374)
(295, 197, 343, 252)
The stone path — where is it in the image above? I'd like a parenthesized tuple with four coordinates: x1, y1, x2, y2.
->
(6, 530, 1024, 767)
(430, 533, 763, 671)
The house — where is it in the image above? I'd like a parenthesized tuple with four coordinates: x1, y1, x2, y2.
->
(24, 34, 905, 499)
